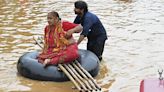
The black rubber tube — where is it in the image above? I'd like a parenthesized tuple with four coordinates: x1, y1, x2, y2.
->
(17, 49, 100, 82)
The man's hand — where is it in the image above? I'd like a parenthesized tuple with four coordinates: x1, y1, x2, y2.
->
(65, 30, 73, 39)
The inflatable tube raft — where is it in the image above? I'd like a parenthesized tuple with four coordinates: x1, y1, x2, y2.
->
(17, 49, 100, 82)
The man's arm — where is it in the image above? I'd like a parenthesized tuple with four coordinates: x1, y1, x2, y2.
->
(73, 24, 83, 33)
(77, 35, 85, 45)
(65, 24, 83, 38)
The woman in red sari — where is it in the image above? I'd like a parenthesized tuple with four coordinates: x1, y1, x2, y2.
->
(37, 11, 83, 66)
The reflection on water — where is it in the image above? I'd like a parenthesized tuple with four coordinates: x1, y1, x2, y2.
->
(0, 0, 164, 92)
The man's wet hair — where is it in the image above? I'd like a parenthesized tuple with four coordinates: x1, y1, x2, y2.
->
(74, 1, 88, 12)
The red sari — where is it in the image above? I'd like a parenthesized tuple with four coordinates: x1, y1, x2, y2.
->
(37, 21, 79, 65)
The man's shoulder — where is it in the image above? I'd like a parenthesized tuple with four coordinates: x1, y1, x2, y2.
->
(85, 12, 97, 18)
(86, 12, 93, 15)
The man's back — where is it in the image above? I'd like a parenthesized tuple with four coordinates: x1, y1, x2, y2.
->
(74, 11, 107, 40)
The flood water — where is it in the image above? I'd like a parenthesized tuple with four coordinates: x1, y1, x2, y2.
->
(0, 0, 164, 92)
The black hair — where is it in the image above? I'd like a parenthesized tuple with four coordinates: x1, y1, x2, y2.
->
(74, 0, 88, 12)
(50, 11, 59, 17)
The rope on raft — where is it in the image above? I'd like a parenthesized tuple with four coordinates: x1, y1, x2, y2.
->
(33, 36, 101, 92)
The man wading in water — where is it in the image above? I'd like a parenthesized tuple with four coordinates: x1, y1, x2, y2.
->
(73, 1, 107, 61)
